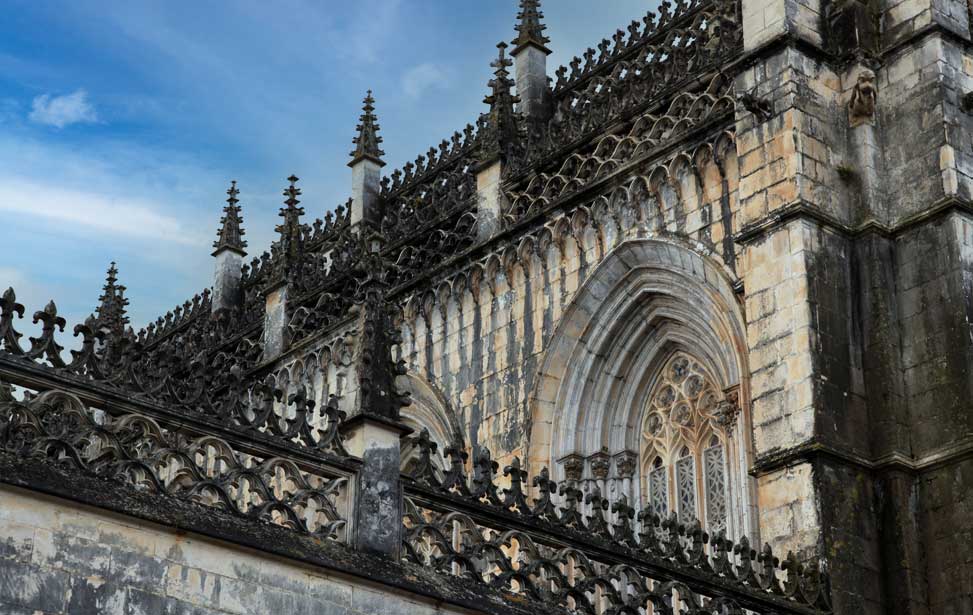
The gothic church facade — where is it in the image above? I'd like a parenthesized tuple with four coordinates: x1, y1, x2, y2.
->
(0, 0, 971, 613)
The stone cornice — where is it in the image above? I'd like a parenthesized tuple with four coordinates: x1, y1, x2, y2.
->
(734, 197, 973, 245)
(751, 435, 973, 478)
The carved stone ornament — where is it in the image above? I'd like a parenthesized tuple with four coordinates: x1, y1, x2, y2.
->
(737, 90, 772, 122)
(961, 92, 973, 115)
(589, 450, 611, 480)
(560, 453, 585, 481)
(714, 386, 742, 430)
(614, 451, 638, 479)
(849, 69, 877, 127)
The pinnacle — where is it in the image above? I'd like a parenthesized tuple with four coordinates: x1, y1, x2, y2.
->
(349, 90, 385, 167)
(512, 0, 551, 55)
(484, 42, 518, 107)
(105, 261, 119, 287)
(94, 261, 130, 335)
(280, 175, 305, 218)
(271, 175, 306, 284)
(213, 180, 247, 255)
(477, 42, 523, 166)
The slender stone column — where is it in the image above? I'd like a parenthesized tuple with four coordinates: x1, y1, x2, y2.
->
(212, 250, 244, 313)
(211, 181, 247, 313)
(349, 91, 386, 230)
(510, 0, 551, 121)
(341, 230, 412, 557)
(476, 161, 505, 241)
(262, 282, 289, 360)
(474, 43, 520, 241)
(342, 413, 410, 556)
(262, 176, 305, 361)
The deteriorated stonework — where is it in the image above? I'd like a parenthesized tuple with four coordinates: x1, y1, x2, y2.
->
(2, 0, 972, 612)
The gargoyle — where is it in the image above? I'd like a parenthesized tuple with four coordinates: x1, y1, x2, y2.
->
(738, 91, 772, 122)
(849, 69, 877, 126)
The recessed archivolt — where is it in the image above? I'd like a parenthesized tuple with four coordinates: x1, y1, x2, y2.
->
(525, 236, 748, 475)
(392, 127, 740, 462)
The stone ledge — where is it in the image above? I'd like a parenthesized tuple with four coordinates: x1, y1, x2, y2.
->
(734, 197, 973, 245)
(751, 435, 973, 477)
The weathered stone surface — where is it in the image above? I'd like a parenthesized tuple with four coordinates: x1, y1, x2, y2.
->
(5, 0, 973, 612)
(0, 481, 543, 615)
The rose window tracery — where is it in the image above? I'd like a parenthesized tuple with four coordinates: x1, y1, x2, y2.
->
(641, 352, 730, 533)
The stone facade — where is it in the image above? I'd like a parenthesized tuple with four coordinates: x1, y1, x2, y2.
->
(2, 0, 972, 613)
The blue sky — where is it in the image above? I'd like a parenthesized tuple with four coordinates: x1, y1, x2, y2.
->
(0, 0, 652, 332)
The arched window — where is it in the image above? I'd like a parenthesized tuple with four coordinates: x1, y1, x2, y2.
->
(641, 353, 729, 532)
(648, 457, 668, 517)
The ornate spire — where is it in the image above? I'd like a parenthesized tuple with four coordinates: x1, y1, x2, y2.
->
(94, 262, 129, 337)
(354, 232, 410, 421)
(349, 90, 385, 167)
(478, 42, 522, 166)
(273, 175, 306, 282)
(212, 180, 247, 256)
(512, 0, 551, 55)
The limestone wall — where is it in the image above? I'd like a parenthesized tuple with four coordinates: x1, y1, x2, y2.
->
(0, 485, 472, 615)
(395, 133, 743, 475)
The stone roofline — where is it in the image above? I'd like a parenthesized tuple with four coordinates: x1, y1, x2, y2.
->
(130, 0, 743, 358)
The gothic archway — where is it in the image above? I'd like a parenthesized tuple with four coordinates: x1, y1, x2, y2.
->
(527, 237, 754, 537)
(398, 373, 464, 475)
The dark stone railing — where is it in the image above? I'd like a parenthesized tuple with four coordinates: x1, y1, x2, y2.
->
(0, 386, 350, 539)
(550, 0, 727, 97)
(503, 83, 735, 227)
(507, 0, 742, 178)
(0, 287, 345, 455)
(402, 430, 833, 615)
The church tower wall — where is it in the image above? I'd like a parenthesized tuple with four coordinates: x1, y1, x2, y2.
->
(733, 0, 973, 610)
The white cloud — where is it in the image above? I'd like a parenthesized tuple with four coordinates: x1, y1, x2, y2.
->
(29, 89, 98, 128)
(401, 63, 447, 100)
(0, 134, 212, 247)
(0, 178, 206, 246)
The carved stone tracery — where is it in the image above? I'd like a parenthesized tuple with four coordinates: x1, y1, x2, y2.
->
(641, 352, 732, 532)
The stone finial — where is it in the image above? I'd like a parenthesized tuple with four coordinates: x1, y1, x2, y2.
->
(485, 43, 518, 112)
(512, 0, 551, 55)
(349, 90, 385, 168)
(477, 42, 522, 166)
(849, 69, 877, 127)
(273, 175, 306, 281)
(93, 261, 129, 337)
(212, 180, 247, 256)
(349, 91, 385, 228)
